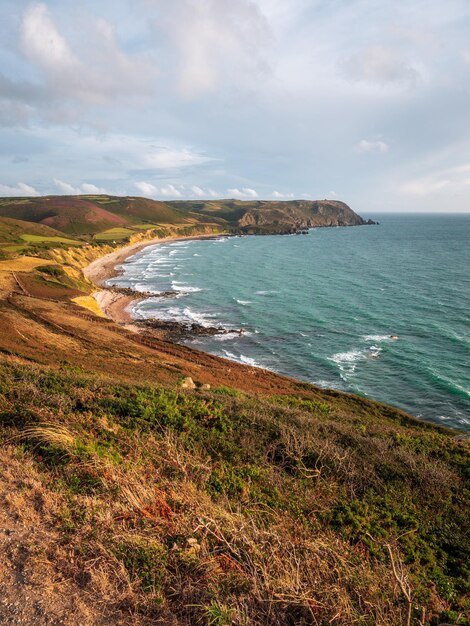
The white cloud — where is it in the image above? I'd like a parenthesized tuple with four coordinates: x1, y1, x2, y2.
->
(399, 177, 450, 196)
(160, 184, 182, 197)
(191, 185, 205, 197)
(343, 45, 419, 85)
(19, 3, 157, 105)
(21, 3, 78, 75)
(462, 50, 470, 65)
(227, 187, 258, 198)
(190, 185, 219, 198)
(54, 178, 107, 195)
(54, 179, 78, 194)
(81, 183, 107, 194)
(158, 0, 271, 97)
(272, 190, 294, 198)
(357, 139, 390, 154)
(398, 162, 470, 197)
(143, 147, 211, 169)
(134, 181, 182, 198)
(0, 182, 40, 197)
(134, 181, 158, 197)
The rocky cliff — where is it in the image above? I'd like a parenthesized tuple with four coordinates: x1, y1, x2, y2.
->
(237, 199, 375, 233)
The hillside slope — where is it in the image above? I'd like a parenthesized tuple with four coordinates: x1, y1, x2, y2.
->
(237, 199, 370, 231)
(169, 198, 375, 233)
(0, 196, 189, 238)
(0, 228, 468, 625)
(0, 195, 373, 249)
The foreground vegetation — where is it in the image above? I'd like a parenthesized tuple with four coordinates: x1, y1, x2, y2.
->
(0, 359, 468, 625)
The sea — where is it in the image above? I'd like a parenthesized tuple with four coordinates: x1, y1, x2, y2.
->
(107, 214, 470, 432)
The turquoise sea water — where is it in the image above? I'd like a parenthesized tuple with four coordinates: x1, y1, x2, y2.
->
(108, 214, 470, 431)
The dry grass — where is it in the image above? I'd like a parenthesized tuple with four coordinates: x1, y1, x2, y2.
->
(0, 256, 54, 272)
(0, 361, 467, 625)
(72, 295, 107, 317)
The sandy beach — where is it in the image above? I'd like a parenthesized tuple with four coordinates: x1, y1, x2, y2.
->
(84, 232, 226, 325)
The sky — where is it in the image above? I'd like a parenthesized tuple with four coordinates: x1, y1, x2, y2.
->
(1, 0, 470, 212)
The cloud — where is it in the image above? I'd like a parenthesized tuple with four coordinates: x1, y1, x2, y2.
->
(134, 181, 182, 198)
(190, 185, 218, 198)
(134, 181, 157, 197)
(156, 0, 271, 97)
(399, 177, 450, 196)
(462, 50, 470, 65)
(191, 185, 205, 197)
(272, 190, 294, 198)
(19, 2, 157, 106)
(54, 179, 107, 194)
(143, 147, 211, 170)
(398, 162, 470, 197)
(81, 183, 107, 194)
(227, 187, 258, 198)
(343, 45, 419, 85)
(158, 184, 183, 197)
(357, 139, 390, 154)
(21, 3, 78, 75)
(0, 182, 41, 197)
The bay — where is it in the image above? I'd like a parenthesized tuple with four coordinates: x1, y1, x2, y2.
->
(108, 214, 470, 431)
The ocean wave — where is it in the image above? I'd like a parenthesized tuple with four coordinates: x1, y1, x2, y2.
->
(134, 283, 160, 294)
(362, 334, 392, 342)
(222, 350, 259, 367)
(171, 281, 202, 293)
(426, 368, 470, 399)
(255, 290, 279, 296)
(136, 305, 218, 328)
(329, 346, 382, 377)
(236, 299, 252, 306)
(212, 331, 250, 342)
(314, 379, 344, 390)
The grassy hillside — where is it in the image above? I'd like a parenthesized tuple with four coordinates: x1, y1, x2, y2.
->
(0, 216, 81, 258)
(0, 349, 468, 625)
(0, 194, 467, 624)
(169, 199, 371, 233)
(0, 195, 191, 239)
(0, 195, 371, 255)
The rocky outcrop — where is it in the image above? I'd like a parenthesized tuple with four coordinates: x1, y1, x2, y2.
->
(237, 200, 375, 233)
(137, 318, 244, 341)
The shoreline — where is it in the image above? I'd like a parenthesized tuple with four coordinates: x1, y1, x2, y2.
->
(83, 232, 229, 326)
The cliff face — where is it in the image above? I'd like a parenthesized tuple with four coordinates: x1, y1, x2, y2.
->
(238, 199, 370, 233)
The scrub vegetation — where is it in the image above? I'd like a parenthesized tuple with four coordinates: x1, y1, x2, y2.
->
(0, 361, 468, 625)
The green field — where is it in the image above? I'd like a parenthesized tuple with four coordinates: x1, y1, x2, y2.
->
(20, 234, 82, 245)
(132, 223, 162, 230)
(93, 227, 136, 242)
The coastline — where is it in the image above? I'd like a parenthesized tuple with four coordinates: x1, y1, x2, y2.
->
(83, 232, 228, 326)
